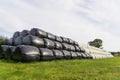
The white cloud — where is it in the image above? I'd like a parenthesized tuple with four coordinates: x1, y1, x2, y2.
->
(0, 0, 120, 51)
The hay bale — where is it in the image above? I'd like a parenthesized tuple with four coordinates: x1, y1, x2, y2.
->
(39, 48, 55, 60)
(55, 36, 62, 42)
(13, 31, 21, 38)
(30, 28, 47, 38)
(62, 43, 70, 50)
(61, 50, 71, 59)
(12, 45, 40, 62)
(60, 37, 69, 43)
(71, 51, 78, 59)
(0, 45, 10, 58)
(47, 33, 56, 40)
(14, 36, 23, 46)
(54, 41, 62, 50)
(21, 30, 29, 37)
(53, 50, 64, 59)
(44, 38, 55, 49)
(23, 35, 44, 47)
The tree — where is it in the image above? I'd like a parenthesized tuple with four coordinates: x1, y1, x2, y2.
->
(0, 36, 5, 45)
(88, 39, 103, 48)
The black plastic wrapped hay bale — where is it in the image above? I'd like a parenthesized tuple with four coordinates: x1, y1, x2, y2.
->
(12, 45, 40, 62)
(61, 50, 71, 59)
(54, 41, 62, 50)
(62, 43, 70, 51)
(55, 36, 62, 42)
(76, 52, 83, 59)
(14, 36, 23, 46)
(67, 38, 74, 44)
(70, 51, 78, 59)
(2, 38, 10, 45)
(21, 30, 29, 37)
(69, 45, 75, 51)
(47, 33, 56, 40)
(23, 35, 44, 47)
(74, 45, 81, 52)
(60, 37, 69, 43)
(13, 31, 21, 38)
(30, 28, 47, 38)
(52, 50, 64, 59)
(43, 38, 55, 49)
(81, 52, 87, 59)
(0, 45, 10, 58)
(4, 46, 13, 60)
(39, 48, 55, 61)
(0, 46, 2, 57)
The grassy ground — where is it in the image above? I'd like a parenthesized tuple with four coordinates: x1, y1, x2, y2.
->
(0, 57, 120, 80)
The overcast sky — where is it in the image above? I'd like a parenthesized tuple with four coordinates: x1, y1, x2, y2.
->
(0, 0, 120, 51)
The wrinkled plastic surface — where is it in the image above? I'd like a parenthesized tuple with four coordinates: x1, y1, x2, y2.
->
(23, 35, 44, 47)
(55, 36, 62, 42)
(71, 51, 78, 58)
(44, 38, 55, 49)
(13, 45, 40, 61)
(53, 50, 64, 59)
(21, 30, 29, 37)
(60, 37, 69, 43)
(14, 36, 23, 46)
(30, 28, 47, 38)
(62, 50, 71, 59)
(54, 41, 62, 49)
(13, 31, 21, 38)
(47, 33, 56, 40)
(39, 48, 55, 60)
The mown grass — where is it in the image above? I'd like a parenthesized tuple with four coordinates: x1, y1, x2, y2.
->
(0, 57, 120, 80)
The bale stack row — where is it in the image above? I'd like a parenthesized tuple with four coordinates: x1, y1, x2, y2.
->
(0, 28, 92, 61)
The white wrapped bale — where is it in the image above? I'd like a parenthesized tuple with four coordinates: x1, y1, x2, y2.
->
(53, 50, 64, 59)
(30, 28, 47, 38)
(12, 45, 40, 61)
(39, 48, 55, 60)
(23, 35, 44, 47)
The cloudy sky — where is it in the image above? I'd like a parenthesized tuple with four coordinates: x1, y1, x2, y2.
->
(0, 0, 120, 51)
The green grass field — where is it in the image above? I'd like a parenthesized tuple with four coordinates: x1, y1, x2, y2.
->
(0, 57, 120, 80)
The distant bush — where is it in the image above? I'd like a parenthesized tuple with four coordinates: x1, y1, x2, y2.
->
(111, 52, 120, 57)
(0, 36, 4, 45)
(0, 36, 4, 53)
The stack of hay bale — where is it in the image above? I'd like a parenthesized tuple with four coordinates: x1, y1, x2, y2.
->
(79, 44, 114, 59)
(0, 28, 92, 62)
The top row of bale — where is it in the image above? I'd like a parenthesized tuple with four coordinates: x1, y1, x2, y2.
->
(3, 28, 79, 46)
